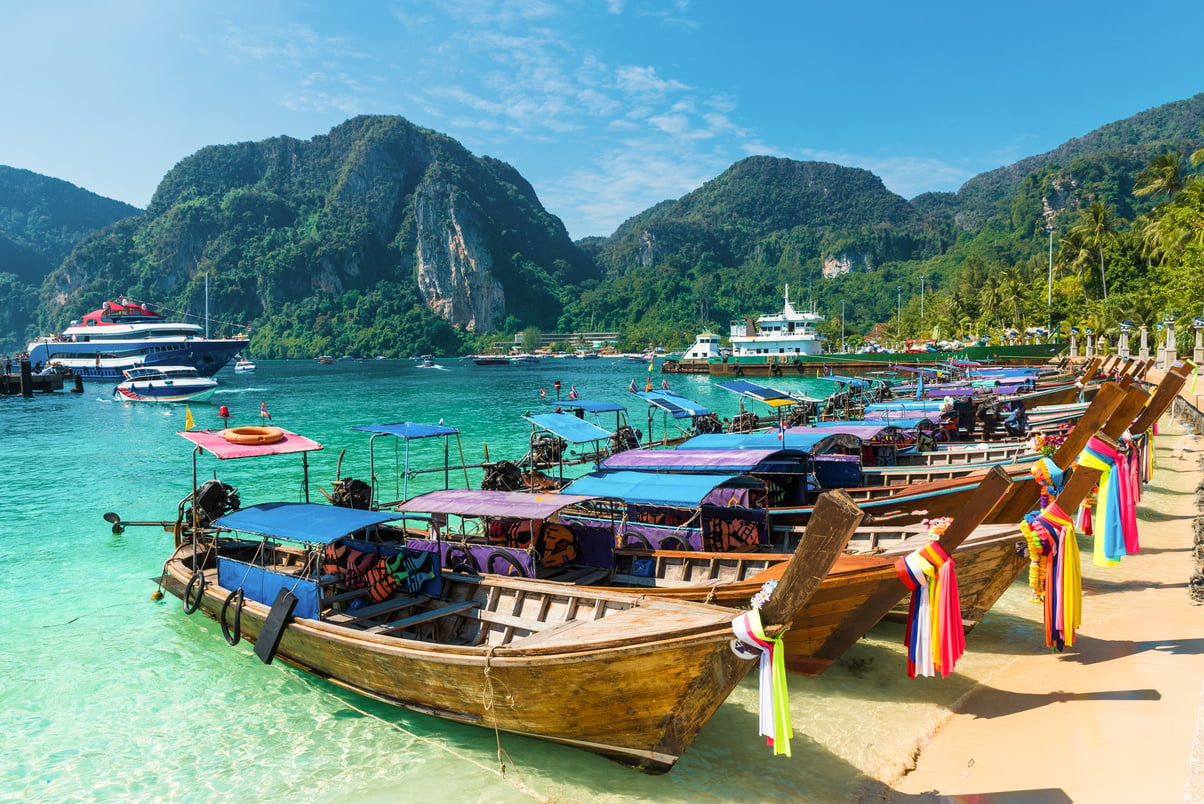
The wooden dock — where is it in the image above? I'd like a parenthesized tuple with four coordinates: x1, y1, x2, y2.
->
(1, 360, 80, 395)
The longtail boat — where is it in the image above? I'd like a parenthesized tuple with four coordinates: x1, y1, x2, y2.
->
(157, 427, 864, 772)
(395, 466, 1013, 676)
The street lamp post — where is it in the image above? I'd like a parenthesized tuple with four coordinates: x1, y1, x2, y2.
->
(919, 275, 926, 321)
(896, 286, 902, 344)
(1046, 222, 1054, 338)
(841, 299, 846, 353)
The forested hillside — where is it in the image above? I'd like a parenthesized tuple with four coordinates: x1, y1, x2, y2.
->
(571, 93, 1204, 353)
(0, 166, 140, 353)
(33, 116, 598, 358)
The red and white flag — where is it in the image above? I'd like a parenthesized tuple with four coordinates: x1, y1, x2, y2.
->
(260, 400, 271, 420)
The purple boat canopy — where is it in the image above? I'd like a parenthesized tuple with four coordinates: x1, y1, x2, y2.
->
(786, 424, 906, 443)
(394, 488, 605, 520)
(600, 447, 808, 473)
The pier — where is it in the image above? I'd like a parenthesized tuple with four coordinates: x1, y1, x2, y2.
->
(1, 359, 80, 396)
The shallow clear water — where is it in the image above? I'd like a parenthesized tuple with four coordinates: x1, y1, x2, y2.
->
(0, 358, 1045, 802)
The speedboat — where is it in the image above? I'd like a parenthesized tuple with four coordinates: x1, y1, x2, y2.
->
(233, 355, 256, 373)
(113, 366, 219, 403)
(26, 298, 244, 381)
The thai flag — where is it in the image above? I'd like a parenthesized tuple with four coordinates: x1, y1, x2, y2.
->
(661, 378, 669, 390)
(260, 400, 271, 420)
(540, 388, 547, 399)
(568, 385, 578, 400)
(628, 378, 637, 394)
(777, 418, 786, 441)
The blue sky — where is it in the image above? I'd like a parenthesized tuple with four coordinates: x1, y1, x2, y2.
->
(3, 1, 1201, 240)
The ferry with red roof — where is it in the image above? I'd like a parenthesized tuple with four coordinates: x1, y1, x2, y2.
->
(26, 297, 245, 381)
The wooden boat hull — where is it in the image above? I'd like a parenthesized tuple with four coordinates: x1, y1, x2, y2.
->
(160, 552, 757, 773)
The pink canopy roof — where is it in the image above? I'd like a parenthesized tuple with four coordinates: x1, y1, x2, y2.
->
(176, 428, 324, 459)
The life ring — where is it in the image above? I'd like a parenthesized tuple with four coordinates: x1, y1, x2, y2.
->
(222, 426, 284, 445)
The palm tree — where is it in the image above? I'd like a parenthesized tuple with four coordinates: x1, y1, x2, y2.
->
(1069, 202, 1117, 302)
(1000, 266, 1027, 329)
(978, 274, 1003, 328)
(1133, 152, 1186, 200)
(1190, 122, 1204, 168)
(1058, 228, 1092, 302)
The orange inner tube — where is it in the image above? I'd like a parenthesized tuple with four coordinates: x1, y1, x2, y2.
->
(222, 425, 285, 445)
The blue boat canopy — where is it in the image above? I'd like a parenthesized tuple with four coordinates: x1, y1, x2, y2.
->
(562, 470, 758, 508)
(212, 502, 402, 545)
(824, 374, 871, 387)
(542, 399, 626, 414)
(632, 390, 710, 419)
(351, 422, 460, 438)
(716, 380, 821, 406)
(523, 412, 613, 443)
(810, 417, 937, 431)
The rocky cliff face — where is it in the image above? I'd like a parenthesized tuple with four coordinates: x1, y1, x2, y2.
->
(413, 181, 505, 332)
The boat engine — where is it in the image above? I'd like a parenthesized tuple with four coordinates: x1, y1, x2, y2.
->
(610, 425, 643, 453)
(531, 433, 566, 465)
(693, 413, 722, 435)
(330, 477, 372, 509)
(481, 461, 524, 491)
(184, 480, 240, 527)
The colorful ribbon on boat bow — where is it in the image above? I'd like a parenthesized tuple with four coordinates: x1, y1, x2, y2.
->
(730, 606, 792, 756)
(1020, 502, 1082, 651)
(894, 540, 964, 678)
(1077, 436, 1140, 566)
(1030, 456, 1065, 507)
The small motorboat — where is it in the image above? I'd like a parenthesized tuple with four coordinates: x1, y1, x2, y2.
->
(233, 355, 257, 373)
(113, 366, 219, 403)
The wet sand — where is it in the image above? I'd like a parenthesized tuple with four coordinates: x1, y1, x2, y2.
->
(866, 416, 1204, 802)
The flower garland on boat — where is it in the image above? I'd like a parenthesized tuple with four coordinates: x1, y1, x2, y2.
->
(893, 517, 964, 678)
(730, 579, 792, 756)
(1020, 502, 1082, 651)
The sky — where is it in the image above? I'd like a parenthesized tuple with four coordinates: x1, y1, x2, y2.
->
(3, 1, 1202, 241)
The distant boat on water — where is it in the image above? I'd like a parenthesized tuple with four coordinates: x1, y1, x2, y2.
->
(112, 365, 219, 403)
(26, 297, 244, 381)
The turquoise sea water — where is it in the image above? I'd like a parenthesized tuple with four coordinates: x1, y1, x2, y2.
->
(0, 358, 1051, 803)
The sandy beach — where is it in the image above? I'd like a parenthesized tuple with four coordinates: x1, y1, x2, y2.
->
(862, 414, 1204, 802)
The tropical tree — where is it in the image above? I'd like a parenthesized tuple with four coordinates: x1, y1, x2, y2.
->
(978, 273, 1003, 327)
(1133, 152, 1186, 201)
(1068, 201, 1118, 302)
(1058, 228, 1092, 302)
(1191, 122, 1204, 168)
(1000, 266, 1027, 329)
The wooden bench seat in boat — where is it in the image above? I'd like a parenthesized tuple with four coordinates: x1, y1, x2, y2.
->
(368, 600, 482, 636)
(324, 595, 429, 625)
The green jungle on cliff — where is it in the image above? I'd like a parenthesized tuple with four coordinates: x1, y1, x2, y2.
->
(2, 92, 1203, 358)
